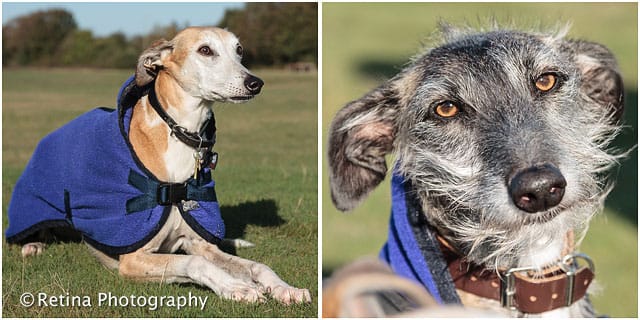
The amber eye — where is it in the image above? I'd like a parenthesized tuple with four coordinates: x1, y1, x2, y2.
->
(198, 45, 214, 56)
(535, 73, 557, 92)
(236, 45, 243, 57)
(434, 101, 460, 118)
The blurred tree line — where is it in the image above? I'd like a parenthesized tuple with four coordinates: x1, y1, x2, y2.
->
(219, 3, 317, 66)
(3, 3, 317, 68)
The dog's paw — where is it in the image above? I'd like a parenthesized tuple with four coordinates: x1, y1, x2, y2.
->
(269, 285, 312, 305)
(219, 280, 266, 303)
(229, 288, 266, 303)
(21, 242, 45, 257)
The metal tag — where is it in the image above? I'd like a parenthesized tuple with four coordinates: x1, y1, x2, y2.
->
(193, 151, 203, 179)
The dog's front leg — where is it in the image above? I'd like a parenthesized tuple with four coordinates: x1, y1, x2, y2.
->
(119, 250, 266, 302)
(183, 238, 311, 304)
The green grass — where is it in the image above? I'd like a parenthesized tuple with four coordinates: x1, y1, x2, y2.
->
(322, 3, 637, 317)
(2, 68, 318, 317)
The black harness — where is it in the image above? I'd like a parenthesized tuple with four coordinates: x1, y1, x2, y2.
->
(118, 79, 219, 209)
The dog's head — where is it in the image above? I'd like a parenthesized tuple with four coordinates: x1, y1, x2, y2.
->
(328, 26, 625, 265)
(135, 27, 263, 103)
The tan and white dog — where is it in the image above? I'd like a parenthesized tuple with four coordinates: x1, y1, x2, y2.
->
(17, 27, 311, 305)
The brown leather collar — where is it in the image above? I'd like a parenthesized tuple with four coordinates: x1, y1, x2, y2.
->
(438, 236, 595, 314)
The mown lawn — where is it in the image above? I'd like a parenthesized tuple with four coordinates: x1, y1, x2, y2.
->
(2, 68, 318, 317)
(322, 3, 637, 317)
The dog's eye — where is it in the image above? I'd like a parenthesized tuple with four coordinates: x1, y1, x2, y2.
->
(535, 73, 557, 92)
(236, 45, 243, 57)
(198, 46, 214, 56)
(434, 101, 460, 118)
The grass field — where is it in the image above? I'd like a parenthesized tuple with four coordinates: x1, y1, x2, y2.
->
(322, 3, 637, 317)
(2, 68, 318, 317)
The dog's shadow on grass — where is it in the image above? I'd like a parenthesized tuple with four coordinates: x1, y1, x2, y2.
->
(218, 199, 285, 254)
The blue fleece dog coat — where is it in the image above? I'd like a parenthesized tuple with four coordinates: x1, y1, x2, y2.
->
(379, 173, 461, 305)
(5, 76, 225, 255)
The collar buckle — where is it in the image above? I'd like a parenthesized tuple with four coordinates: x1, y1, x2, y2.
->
(500, 253, 595, 312)
(560, 253, 595, 307)
(500, 265, 537, 310)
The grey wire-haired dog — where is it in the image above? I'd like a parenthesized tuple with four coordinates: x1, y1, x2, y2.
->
(328, 25, 626, 317)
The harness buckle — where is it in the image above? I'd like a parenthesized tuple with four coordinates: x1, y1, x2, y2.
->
(156, 182, 188, 206)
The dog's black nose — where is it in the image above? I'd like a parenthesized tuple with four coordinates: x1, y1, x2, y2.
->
(509, 164, 566, 213)
(244, 75, 264, 95)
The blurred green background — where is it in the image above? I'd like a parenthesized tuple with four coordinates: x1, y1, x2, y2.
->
(322, 3, 637, 317)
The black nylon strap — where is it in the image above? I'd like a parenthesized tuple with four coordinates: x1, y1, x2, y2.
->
(126, 170, 217, 214)
(64, 189, 73, 223)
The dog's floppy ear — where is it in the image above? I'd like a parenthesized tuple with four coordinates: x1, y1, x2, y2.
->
(135, 39, 174, 87)
(564, 40, 624, 123)
(328, 77, 405, 211)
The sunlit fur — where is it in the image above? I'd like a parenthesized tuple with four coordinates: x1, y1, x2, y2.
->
(329, 24, 628, 317)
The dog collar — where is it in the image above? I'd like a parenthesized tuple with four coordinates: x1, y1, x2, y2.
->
(147, 83, 217, 151)
(439, 235, 595, 314)
(147, 81, 219, 172)
(380, 172, 595, 314)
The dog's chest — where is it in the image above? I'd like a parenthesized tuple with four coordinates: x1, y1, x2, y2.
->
(163, 136, 199, 183)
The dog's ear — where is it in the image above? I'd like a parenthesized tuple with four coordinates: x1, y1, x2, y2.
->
(328, 77, 407, 211)
(135, 39, 173, 87)
(564, 40, 624, 123)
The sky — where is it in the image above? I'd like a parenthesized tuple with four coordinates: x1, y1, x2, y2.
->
(2, 2, 246, 37)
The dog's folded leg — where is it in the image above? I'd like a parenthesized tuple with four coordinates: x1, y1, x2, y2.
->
(184, 238, 311, 305)
(119, 250, 266, 303)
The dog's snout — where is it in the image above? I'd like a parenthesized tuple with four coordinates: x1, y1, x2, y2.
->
(509, 164, 566, 213)
(244, 75, 264, 95)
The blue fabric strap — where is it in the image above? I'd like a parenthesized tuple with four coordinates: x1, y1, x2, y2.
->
(380, 173, 461, 305)
(126, 170, 217, 214)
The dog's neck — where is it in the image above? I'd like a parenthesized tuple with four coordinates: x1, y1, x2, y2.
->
(130, 72, 213, 183)
(154, 72, 214, 133)
(428, 207, 574, 271)
(440, 228, 572, 269)
(517, 232, 570, 268)
(443, 224, 571, 271)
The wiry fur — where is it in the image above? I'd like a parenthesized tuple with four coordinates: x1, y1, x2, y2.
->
(328, 24, 627, 316)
